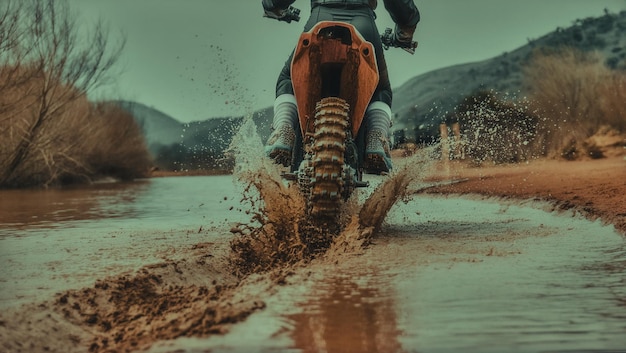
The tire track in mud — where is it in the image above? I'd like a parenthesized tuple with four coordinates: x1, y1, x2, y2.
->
(0, 241, 254, 353)
(0, 121, 437, 353)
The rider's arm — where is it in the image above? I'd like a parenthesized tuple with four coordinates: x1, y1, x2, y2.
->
(382, 0, 420, 27)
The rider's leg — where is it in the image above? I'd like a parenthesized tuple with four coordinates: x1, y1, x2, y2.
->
(265, 93, 298, 166)
(364, 101, 393, 174)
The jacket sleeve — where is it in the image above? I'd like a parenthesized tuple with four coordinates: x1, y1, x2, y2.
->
(382, 0, 420, 28)
(262, 0, 296, 11)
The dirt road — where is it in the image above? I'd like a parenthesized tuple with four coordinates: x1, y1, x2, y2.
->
(423, 156, 626, 234)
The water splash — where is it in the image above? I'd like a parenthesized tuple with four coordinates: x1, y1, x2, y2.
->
(327, 146, 438, 257)
(228, 119, 309, 275)
(228, 119, 438, 275)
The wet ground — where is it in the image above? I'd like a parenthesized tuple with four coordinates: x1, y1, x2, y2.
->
(147, 196, 626, 353)
(1, 129, 625, 352)
(1, 171, 625, 352)
(0, 175, 245, 308)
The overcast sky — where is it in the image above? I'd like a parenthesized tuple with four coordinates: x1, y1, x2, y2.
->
(70, 0, 626, 123)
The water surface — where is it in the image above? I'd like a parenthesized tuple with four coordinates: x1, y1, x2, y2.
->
(1, 176, 625, 352)
(0, 175, 244, 237)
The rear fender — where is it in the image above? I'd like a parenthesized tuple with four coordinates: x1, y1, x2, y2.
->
(291, 21, 379, 139)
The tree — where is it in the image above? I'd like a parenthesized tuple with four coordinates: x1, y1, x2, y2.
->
(0, 0, 37, 116)
(0, 0, 126, 186)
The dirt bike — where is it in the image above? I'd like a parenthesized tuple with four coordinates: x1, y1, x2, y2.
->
(267, 7, 416, 225)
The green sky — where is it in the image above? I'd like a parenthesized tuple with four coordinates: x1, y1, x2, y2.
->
(70, 0, 626, 122)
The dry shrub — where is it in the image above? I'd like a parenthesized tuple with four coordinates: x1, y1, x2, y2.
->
(0, 91, 151, 187)
(598, 72, 626, 132)
(523, 47, 626, 159)
(0, 69, 151, 187)
(0, 0, 145, 188)
(87, 103, 152, 180)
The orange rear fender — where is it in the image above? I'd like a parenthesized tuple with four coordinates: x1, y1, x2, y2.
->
(291, 21, 379, 138)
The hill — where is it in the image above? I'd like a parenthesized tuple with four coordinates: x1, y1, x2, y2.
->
(114, 100, 273, 170)
(119, 10, 625, 170)
(391, 9, 626, 143)
(114, 101, 183, 149)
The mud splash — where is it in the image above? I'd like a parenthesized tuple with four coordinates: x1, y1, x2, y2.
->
(228, 119, 437, 272)
(227, 119, 309, 274)
(326, 148, 437, 258)
(0, 119, 437, 353)
(0, 240, 262, 353)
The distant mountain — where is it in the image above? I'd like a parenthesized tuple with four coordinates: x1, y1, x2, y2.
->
(114, 101, 183, 149)
(391, 10, 626, 142)
(116, 10, 625, 169)
(114, 100, 273, 170)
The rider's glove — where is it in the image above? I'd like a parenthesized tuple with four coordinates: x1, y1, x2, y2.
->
(262, 0, 299, 23)
(394, 24, 416, 48)
(264, 7, 286, 20)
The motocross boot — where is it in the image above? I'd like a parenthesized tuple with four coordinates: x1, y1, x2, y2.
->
(265, 94, 297, 167)
(364, 102, 393, 174)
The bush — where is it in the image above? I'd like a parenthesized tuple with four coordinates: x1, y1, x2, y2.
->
(0, 0, 150, 188)
(523, 47, 626, 159)
(87, 103, 153, 180)
(0, 89, 152, 187)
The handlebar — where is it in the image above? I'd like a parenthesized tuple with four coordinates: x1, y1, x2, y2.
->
(263, 10, 416, 55)
(263, 5, 301, 23)
(381, 28, 418, 55)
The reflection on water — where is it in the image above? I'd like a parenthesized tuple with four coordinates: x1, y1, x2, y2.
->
(0, 175, 243, 237)
(0, 175, 249, 308)
(0, 180, 149, 229)
(288, 273, 404, 353)
(386, 198, 626, 353)
(171, 197, 626, 353)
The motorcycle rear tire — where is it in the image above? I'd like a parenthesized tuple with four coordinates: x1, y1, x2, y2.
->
(309, 97, 350, 220)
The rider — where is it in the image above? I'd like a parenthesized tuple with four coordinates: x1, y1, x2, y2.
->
(263, 0, 420, 174)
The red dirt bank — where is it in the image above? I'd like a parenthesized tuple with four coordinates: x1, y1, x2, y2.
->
(421, 156, 626, 235)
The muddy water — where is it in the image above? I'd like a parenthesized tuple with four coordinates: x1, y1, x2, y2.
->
(0, 176, 246, 307)
(147, 196, 626, 353)
(0, 176, 247, 236)
(1, 172, 625, 352)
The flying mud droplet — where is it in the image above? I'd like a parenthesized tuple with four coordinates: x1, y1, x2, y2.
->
(228, 119, 439, 275)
